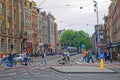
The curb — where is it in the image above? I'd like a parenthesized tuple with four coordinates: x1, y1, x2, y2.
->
(49, 67, 118, 74)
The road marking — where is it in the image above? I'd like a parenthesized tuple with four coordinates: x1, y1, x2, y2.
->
(8, 73, 16, 76)
(35, 73, 41, 74)
(23, 73, 29, 74)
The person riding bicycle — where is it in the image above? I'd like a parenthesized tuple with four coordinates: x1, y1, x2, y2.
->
(62, 49, 68, 63)
(7, 51, 14, 67)
(0, 55, 7, 65)
(23, 50, 29, 66)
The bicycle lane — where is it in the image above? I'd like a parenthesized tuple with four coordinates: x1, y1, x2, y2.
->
(0, 55, 61, 71)
(0, 53, 82, 72)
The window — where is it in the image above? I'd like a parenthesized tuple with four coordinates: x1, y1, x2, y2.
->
(6, 0, 10, 3)
(0, 3, 4, 14)
(1, 38, 5, 52)
(14, 25, 17, 35)
(14, 40, 17, 51)
(0, 20, 4, 33)
(14, 9, 16, 22)
(8, 39, 13, 50)
(13, 1, 16, 7)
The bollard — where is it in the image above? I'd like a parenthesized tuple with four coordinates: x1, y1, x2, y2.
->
(99, 52, 105, 70)
(100, 58, 104, 70)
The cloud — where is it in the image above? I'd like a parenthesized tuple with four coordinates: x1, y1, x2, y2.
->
(33, 0, 111, 36)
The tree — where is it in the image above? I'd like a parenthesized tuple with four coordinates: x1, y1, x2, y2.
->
(60, 29, 75, 48)
(60, 29, 92, 50)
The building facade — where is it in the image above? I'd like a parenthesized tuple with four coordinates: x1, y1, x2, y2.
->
(24, 0, 33, 54)
(54, 23, 59, 52)
(37, 9, 43, 52)
(0, 0, 20, 54)
(47, 13, 56, 53)
(41, 12, 48, 53)
(0, 0, 59, 56)
(110, 0, 120, 56)
(31, 1, 39, 54)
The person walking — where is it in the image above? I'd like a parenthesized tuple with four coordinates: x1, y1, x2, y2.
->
(110, 50, 113, 63)
(41, 51, 47, 64)
(86, 51, 89, 63)
(88, 49, 94, 63)
(104, 50, 107, 61)
(82, 50, 87, 62)
(106, 50, 110, 60)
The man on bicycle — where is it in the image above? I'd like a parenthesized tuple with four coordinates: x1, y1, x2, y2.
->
(23, 50, 29, 66)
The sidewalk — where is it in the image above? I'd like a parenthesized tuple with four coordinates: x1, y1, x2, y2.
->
(50, 54, 120, 74)
(0, 66, 5, 71)
(50, 65, 116, 74)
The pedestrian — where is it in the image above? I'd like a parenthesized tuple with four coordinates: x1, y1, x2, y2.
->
(88, 49, 94, 63)
(110, 50, 113, 63)
(104, 50, 107, 61)
(106, 50, 110, 60)
(82, 50, 87, 62)
(41, 51, 47, 64)
(86, 51, 89, 63)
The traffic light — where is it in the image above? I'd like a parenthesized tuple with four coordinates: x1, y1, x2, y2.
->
(94, 3, 97, 7)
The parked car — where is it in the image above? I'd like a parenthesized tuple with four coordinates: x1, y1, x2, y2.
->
(13, 54, 25, 61)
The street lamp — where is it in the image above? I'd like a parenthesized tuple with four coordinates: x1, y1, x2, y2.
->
(93, 0, 101, 59)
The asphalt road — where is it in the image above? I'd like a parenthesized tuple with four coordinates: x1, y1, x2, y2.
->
(0, 67, 120, 80)
(0, 54, 120, 80)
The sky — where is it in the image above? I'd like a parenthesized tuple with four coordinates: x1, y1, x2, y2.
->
(31, 0, 111, 36)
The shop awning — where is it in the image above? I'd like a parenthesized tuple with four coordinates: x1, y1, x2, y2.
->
(112, 42, 120, 47)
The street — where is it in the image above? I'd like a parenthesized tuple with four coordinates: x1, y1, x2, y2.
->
(0, 67, 120, 80)
(0, 54, 120, 80)
(0, 0, 120, 80)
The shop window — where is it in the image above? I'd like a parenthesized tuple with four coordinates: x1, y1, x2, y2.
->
(1, 38, 5, 52)
(0, 3, 4, 14)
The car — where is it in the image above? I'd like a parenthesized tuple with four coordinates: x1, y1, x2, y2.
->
(13, 54, 25, 61)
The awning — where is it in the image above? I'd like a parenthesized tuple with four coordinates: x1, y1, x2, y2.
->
(112, 42, 120, 47)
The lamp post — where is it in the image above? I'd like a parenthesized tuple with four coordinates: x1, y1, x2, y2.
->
(93, 0, 101, 59)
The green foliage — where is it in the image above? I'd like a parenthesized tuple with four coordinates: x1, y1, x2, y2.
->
(60, 29, 92, 50)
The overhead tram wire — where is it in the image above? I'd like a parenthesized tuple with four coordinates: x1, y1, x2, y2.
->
(37, 0, 47, 7)
(40, 4, 92, 10)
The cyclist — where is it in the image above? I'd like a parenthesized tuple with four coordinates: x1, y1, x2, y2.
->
(23, 50, 29, 66)
(66, 51, 70, 64)
(0, 55, 7, 65)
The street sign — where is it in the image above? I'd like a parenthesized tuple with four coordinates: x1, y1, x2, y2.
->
(80, 44, 85, 48)
(99, 53, 104, 58)
(97, 44, 101, 48)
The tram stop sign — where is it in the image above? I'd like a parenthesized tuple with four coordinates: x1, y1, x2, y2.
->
(99, 53, 104, 59)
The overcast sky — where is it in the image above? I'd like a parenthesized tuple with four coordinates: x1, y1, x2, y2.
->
(32, 0, 111, 36)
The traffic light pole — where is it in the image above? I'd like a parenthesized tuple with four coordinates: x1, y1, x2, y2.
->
(93, 0, 101, 59)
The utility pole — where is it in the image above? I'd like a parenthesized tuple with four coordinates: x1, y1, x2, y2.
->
(93, 0, 100, 59)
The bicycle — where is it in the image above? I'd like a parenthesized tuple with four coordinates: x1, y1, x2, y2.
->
(57, 57, 73, 65)
(20, 57, 33, 66)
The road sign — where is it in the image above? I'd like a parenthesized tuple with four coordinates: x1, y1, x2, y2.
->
(99, 53, 104, 58)
(97, 44, 101, 48)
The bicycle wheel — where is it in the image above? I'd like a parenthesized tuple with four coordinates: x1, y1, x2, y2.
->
(57, 60, 65, 65)
(28, 58, 33, 66)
